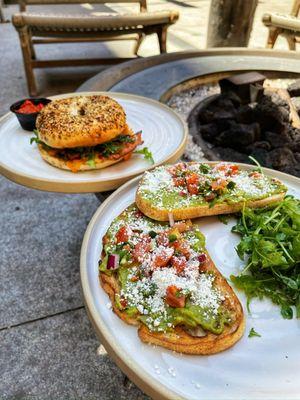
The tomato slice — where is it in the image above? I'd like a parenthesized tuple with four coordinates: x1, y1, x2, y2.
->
(165, 285, 186, 308)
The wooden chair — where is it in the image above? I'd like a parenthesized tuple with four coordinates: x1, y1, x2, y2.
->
(12, 0, 179, 95)
(262, 0, 300, 50)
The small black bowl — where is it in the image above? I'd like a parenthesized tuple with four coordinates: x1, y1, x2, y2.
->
(10, 98, 51, 131)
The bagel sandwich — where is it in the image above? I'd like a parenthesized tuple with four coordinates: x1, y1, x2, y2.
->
(99, 204, 245, 355)
(32, 95, 145, 172)
(136, 162, 287, 221)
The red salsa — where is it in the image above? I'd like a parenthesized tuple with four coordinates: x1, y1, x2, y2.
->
(17, 99, 44, 114)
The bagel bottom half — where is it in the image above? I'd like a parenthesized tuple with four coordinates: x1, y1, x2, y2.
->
(38, 144, 130, 172)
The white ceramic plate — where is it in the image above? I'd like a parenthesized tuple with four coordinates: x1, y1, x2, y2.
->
(0, 92, 187, 193)
(81, 164, 300, 400)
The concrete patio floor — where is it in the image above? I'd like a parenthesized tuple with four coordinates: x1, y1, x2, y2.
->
(0, 1, 296, 399)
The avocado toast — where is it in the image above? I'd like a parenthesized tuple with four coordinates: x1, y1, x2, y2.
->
(136, 162, 287, 221)
(99, 204, 245, 355)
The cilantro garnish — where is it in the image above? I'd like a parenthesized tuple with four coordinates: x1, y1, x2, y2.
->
(135, 147, 154, 164)
(199, 163, 210, 174)
(231, 196, 300, 319)
(248, 328, 261, 338)
(30, 129, 43, 145)
(218, 214, 230, 225)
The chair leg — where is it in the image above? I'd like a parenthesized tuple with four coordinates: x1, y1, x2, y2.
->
(157, 26, 168, 53)
(286, 34, 296, 50)
(0, 0, 6, 23)
(134, 33, 145, 56)
(29, 35, 36, 60)
(18, 27, 38, 96)
(266, 27, 280, 48)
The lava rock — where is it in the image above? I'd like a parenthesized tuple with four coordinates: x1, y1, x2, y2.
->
(249, 148, 271, 168)
(199, 123, 220, 141)
(288, 79, 300, 97)
(246, 141, 271, 153)
(253, 95, 288, 133)
(268, 147, 297, 169)
(235, 104, 256, 124)
(215, 121, 260, 149)
(264, 131, 291, 148)
(213, 147, 250, 163)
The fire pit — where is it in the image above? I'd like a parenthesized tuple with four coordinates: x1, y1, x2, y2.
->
(188, 73, 300, 178)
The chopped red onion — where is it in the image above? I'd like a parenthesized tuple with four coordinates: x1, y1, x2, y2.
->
(168, 212, 174, 227)
(198, 253, 207, 264)
(107, 254, 120, 270)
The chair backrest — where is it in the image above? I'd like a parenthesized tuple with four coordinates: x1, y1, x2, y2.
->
(291, 0, 300, 17)
(19, 0, 147, 12)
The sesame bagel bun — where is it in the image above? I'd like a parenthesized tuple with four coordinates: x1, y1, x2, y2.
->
(36, 95, 127, 148)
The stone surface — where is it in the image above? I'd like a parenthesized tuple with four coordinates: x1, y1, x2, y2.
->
(0, 308, 148, 399)
(0, 177, 99, 329)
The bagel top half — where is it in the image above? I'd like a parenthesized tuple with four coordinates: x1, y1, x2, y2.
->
(36, 95, 127, 149)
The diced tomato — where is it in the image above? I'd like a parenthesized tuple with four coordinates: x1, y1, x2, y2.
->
(173, 221, 190, 233)
(250, 171, 261, 179)
(172, 240, 190, 258)
(187, 184, 199, 195)
(170, 255, 187, 274)
(152, 247, 174, 268)
(165, 285, 186, 308)
(211, 178, 227, 191)
(168, 163, 186, 177)
(156, 232, 169, 246)
(186, 173, 199, 195)
(132, 236, 152, 262)
(173, 177, 185, 187)
(228, 164, 239, 175)
(120, 297, 128, 308)
(116, 226, 132, 243)
(130, 275, 139, 282)
(186, 173, 199, 185)
(214, 163, 239, 176)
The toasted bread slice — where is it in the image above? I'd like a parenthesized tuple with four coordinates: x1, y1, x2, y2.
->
(99, 204, 245, 355)
(136, 162, 287, 221)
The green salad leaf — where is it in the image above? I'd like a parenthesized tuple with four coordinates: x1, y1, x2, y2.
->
(248, 327, 261, 338)
(135, 147, 154, 164)
(231, 196, 300, 319)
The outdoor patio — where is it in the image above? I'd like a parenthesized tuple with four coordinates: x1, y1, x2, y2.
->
(0, 1, 299, 399)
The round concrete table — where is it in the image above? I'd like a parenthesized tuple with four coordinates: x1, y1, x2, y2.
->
(78, 48, 300, 101)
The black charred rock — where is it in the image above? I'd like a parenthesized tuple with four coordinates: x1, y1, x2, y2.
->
(287, 79, 300, 97)
(215, 122, 260, 148)
(246, 141, 272, 154)
(235, 104, 255, 124)
(199, 123, 220, 141)
(268, 147, 297, 169)
(264, 131, 291, 148)
(214, 147, 250, 163)
(249, 148, 271, 168)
